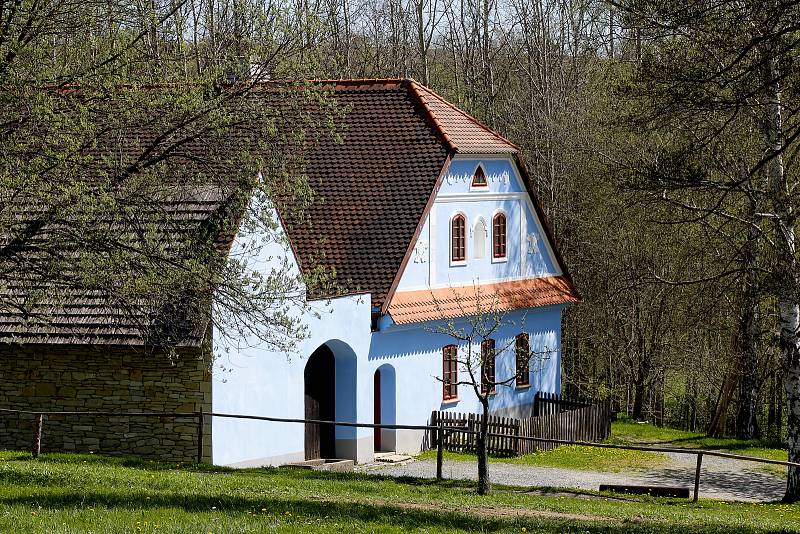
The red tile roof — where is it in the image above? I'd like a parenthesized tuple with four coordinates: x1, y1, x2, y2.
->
(411, 83, 519, 154)
(386, 276, 579, 325)
(281, 80, 448, 309)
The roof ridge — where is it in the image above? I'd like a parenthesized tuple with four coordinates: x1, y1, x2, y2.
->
(410, 81, 519, 153)
(256, 78, 409, 91)
(405, 80, 458, 153)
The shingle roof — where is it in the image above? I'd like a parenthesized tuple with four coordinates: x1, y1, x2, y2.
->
(386, 276, 579, 324)
(279, 80, 448, 309)
(0, 187, 237, 346)
(0, 79, 576, 345)
(282, 79, 523, 310)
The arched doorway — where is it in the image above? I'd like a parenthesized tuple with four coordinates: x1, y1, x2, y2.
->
(304, 345, 335, 460)
(374, 370, 381, 450)
(374, 364, 396, 452)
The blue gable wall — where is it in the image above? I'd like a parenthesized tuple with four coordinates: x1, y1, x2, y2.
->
(398, 156, 559, 291)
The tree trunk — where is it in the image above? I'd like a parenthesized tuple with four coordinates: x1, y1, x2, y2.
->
(779, 301, 800, 503)
(476, 397, 491, 495)
(761, 46, 800, 503)
(632, 378, 646, 421)
(632, 351, 652, 421)
(708, 359, 737, 437)
(736, 204, 762, 440)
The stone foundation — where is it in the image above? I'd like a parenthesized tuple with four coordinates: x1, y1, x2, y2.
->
(0, 344, 211, 462)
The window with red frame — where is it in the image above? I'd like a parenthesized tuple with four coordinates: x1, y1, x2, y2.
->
(515, 333, 530, 387)
(451, 214, 466, 262)
(493, 213, 507, 258)
(443, 345, 458, 400)
(480, 339, 496, 395)
(472, 166, 488, 187)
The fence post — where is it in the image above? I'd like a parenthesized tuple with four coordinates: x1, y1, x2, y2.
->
(32, 414, 43, 459)
(436, 420, 444, 481)
(196, 406, 204, 464)
(693, 452, 703, 502)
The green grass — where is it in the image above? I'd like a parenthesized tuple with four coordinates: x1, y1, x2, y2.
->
(419, 444, 668, 472)
(611, 415, 788, 475)
(0, 451, 798, 533)
(611, 416, 786, 458)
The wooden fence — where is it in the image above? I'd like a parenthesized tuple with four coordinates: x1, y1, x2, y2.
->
(431, 399, 612, 456)
(3, 405, 799, 502)
(430, 411, 521, 456)
(533, 391, 593, 416)
(517, 401, 612, 454)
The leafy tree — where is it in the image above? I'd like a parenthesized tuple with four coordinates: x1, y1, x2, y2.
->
(0, 0, 338, 357)
(429, 286, 554, 495)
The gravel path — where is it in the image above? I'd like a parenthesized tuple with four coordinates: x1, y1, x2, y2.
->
(362, 453, 786, 502)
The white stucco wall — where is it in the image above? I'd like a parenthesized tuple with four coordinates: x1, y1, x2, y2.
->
(211, 205, 375, 467)
(369, 305, 564, 454)
(398, 155, 560, 291)
(212, 292, 373, 466)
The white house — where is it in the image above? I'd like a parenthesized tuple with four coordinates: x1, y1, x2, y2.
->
(210, 79, 580, 467)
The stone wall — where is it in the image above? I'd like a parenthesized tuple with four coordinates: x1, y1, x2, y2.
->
(0, 344, 211, 462)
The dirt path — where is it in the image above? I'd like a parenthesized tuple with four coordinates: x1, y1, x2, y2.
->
(362, 453, 787, 502)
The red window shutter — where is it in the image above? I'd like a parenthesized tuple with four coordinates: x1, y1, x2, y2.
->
(443, 345, 458, 400)
(481, 339, 496, 395)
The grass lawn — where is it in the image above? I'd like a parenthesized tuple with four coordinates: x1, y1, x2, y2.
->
(417, 416, 788, 477)
(0, 451, 799, 533)
(610, 415, 788, 476)
(418, 444, 668, 472)
(610, 416, 786, 460)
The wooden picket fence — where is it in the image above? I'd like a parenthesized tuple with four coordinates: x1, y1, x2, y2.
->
(431, 396, 612, 456)
(430, 411, 521, 456)
(532, 391, 593, 416)
(517, 401, 612, 454)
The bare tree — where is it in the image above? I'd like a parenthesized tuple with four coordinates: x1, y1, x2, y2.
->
(428, 285, 554, 495)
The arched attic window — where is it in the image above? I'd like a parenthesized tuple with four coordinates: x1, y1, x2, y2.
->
(451, 214, 466, 262)
(492, 212, 507, 259)
(473, 218, 487, 259)
(472, 166, 488, 187)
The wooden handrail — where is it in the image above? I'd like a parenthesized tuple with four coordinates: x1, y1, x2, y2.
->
(2, 406, 798, 469)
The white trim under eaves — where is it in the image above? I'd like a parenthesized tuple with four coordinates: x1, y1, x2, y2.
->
(451, 153, 517, 161)
(380, 301, 568, 333)
(435, 192, 525, 202)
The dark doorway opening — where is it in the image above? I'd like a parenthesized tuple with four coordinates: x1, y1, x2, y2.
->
(305, 345, 336, 459)
(374, 369, 381, 451)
